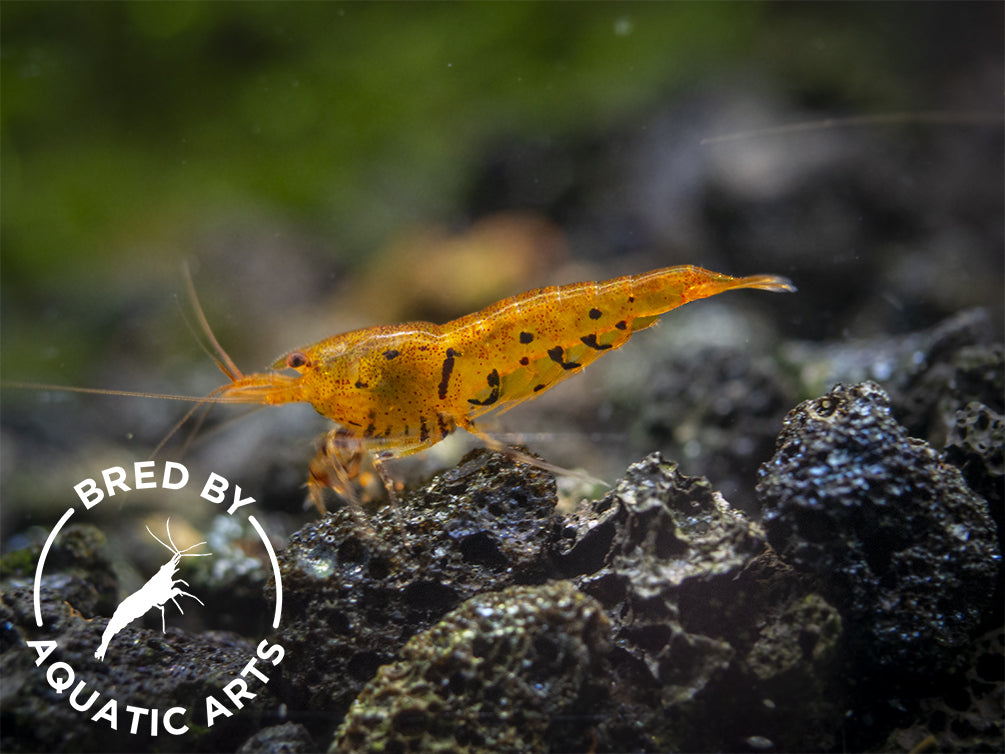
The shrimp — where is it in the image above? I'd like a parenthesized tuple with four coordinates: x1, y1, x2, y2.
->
(7, 265, 793, 512)
(207, 265, 795, 511)
(94, 519, 211, 661)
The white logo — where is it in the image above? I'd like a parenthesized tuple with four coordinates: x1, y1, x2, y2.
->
(95, 519, 212, 662)
(29, 461, 285, 738)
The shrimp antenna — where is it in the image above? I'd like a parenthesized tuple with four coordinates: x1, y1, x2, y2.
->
(181, 261, 244, 382)
(699, 109, 1002, 146)
(153, 262, 251, 459)
(0, 382, 219, 403)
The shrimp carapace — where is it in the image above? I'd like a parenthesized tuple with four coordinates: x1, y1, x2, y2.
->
(210, 264, 795, 511)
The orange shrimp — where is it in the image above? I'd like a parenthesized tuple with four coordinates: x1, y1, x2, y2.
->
(210, 265, 795, 511)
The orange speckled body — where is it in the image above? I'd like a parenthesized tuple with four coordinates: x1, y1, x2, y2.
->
(217, 265, 793, 508)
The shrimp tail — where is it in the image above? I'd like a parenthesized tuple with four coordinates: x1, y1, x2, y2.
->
(628, 266, 795, 314)
(727, 273, 797, 293)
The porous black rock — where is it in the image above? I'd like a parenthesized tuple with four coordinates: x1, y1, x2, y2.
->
(891, 314, 1003, 446)
(237, 722, 317, 753)
(0, 524, 118, 619)
(1, 550, 278, 753)
(332, 581, 610, 753)
(884, 627, 1005, 753)
(561, 454, 846, 752)
(757, 381, 1001, 677)
(271, 449, 561, 738)
(945, 400, 1004, 550)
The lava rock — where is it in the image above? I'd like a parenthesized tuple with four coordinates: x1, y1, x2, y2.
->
(945, 401, 1004, 549)
(333, 581, 610, 753)
(891, 312, 1003, 446)
(781, 308, 1003, 450)
(271, 449, 561, 738)
(566, 455, 769, 691)
(1, 585, 279, 753)
(0, 524, 118, 619)
(775, 310, 1005, 583)
(278, 450, 854, 752)
(563, 454, 847, 752)
(237, 722, 318, 753)
(757, 381, 1001, 677)
(884, 627, 1005, 753)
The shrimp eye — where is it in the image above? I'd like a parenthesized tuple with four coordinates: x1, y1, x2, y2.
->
(286, 351, 309, 369)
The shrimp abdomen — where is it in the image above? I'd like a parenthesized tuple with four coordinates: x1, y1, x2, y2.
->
(445, 265, 794, 418)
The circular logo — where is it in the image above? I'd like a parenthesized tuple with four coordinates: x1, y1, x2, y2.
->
(29, 460, 284, 739)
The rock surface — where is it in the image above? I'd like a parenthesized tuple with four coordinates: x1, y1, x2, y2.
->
(272, 449, 562, 728)
(757, 381, 1001, 678)
(334, 581, 610, 753)
(565, 455, 846, 752)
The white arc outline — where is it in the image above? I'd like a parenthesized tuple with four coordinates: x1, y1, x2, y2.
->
(33, 508, 76, 627)
(248, 515, 283, 629)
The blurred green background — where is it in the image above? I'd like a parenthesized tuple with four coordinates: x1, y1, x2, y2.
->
(5, 2, 995, 374)
(2, 2, 1001, 529)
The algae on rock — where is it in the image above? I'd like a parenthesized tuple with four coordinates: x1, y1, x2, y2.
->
(333, 581, 610, 753)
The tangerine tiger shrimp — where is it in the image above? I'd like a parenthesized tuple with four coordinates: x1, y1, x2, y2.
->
(205, 264, 795, 512)
(6, 264, 793, 512)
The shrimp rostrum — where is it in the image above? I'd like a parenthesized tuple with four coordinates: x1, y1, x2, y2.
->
(209, 264, 794, 512)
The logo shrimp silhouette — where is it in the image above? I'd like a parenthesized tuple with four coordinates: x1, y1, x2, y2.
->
(94, 519, 212, 661)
